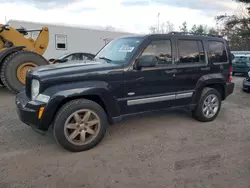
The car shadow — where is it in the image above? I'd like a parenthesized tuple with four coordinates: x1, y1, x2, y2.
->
(0, 85, 16, 96)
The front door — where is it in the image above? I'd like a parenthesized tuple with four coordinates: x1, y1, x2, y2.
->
(120, 38, 178, 115)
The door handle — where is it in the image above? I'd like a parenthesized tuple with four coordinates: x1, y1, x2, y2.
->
(165, 69, 177, 74)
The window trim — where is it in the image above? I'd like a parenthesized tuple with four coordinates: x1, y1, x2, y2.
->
(207, 40, 228, 65)
(176, 38, 208, 67)
(55, 34, 67, 50)
(137, 38, 174, 69)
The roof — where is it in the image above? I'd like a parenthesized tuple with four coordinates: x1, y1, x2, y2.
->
(7, 19, 136, 35)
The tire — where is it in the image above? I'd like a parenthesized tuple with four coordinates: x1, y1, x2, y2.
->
(0, 50, 49, 93)
(53, 99, 108, 152)
(192, 87, 221, 122)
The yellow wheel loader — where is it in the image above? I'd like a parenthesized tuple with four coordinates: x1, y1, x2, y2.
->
(0, 24, 50, 93)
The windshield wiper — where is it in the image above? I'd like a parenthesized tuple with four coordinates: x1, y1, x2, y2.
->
(99, 56, 112, 63)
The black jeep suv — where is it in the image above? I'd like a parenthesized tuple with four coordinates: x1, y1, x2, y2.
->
(15, 32, 235, 152)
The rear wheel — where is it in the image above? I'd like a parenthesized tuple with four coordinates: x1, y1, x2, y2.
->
(192, 87, 221, 122)
(0, 50, 49, 93)
(53, 99, 108, 152)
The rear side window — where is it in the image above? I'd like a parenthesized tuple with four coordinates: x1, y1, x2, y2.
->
(208, 41, 228, 63)
(177, 39, 206, 64)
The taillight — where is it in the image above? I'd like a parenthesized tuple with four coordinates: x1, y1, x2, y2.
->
(229, 65, 233, 83)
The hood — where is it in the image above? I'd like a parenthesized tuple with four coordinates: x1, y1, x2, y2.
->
(35, 60, 103, 72)
(29, 60, 121, 81)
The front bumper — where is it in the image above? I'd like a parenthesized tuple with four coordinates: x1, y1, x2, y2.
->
(225, 82, 235, 99)
(15, 91, 49, 131)
(242, 78, 250, 92)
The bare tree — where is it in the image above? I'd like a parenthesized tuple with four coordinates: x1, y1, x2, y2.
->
(105, 25, 115, 31)
(179, 21, 188, 32)
(165, 21, 174, 33)
(235, 2, 249, 18)
(149, 20, 174, 33)
(149, 25, 157, 33)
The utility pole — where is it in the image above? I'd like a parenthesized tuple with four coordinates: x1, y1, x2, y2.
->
(157, 13, 160, 33)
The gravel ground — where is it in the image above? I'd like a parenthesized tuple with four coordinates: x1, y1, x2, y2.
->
(0, 75, 250, 188)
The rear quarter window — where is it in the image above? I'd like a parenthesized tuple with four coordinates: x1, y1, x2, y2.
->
(208, 41, 228, 63)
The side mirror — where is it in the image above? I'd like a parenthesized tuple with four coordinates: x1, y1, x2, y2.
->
(135, 55, 157, 69)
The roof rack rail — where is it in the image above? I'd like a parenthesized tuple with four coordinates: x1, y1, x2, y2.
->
(168, 31, 223, 38)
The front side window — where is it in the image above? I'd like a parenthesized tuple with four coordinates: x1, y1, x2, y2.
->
(140, 39, 172, 65)
(95, 37, 143, 64)
(178, 39, 206, 64)
(72, 54, 83, 60)
(208, 41, 228, 63)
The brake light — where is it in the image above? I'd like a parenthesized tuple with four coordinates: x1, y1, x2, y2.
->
(229, 65, 233, 82)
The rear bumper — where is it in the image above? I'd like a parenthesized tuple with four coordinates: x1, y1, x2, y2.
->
(224, 82, 235, 99)
(242, 78, 250, 92)
(15, 91, 49, 131)
(233, 67, 250, 73)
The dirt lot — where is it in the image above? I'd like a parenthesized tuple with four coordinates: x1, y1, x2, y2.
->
(0, 76, 250, 188)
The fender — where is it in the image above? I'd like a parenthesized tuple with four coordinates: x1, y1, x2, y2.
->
(191, 73, 227, 104)
(0, 46, 26, 64)
(38, 81, 121, 130)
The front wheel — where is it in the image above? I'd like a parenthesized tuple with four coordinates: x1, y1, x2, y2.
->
(53, 99, 108, 152)
(192, 87, 221, 122)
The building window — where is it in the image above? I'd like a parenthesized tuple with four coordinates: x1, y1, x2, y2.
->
(208, 41, 227, 63)
(178, 39, 206, 64)
(55, 34, 67, 50)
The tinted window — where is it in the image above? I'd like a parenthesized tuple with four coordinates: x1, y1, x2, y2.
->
(178, 40, 205, 64)
(140, 40, 172, 65)
(208, 41, 227, 63)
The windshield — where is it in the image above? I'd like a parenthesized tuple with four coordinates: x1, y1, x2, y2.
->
(94, 37, 143, 64)
(58, 53, 70, 60)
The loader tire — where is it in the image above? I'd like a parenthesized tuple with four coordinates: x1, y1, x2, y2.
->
(0, 50, 49, 93)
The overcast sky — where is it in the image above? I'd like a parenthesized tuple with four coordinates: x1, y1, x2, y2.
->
(0, 0, 239, 33)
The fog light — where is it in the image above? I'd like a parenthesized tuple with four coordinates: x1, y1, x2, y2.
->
(38, 107, 45, 119)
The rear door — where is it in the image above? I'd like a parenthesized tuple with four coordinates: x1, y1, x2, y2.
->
(174, 38, 210, 105)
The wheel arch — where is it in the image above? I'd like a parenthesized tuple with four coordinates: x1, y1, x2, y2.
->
(54, 95, 113, 125)
(192, 74, 227, 104)
(39, 82, 121, 130)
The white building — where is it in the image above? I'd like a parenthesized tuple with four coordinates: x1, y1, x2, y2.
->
(7, 19, 136, 60)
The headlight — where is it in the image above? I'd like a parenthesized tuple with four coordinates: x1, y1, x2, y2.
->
(31, 79, 40, 100)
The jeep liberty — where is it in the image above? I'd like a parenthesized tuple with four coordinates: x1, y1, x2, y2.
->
(15, 32, 235, 152)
